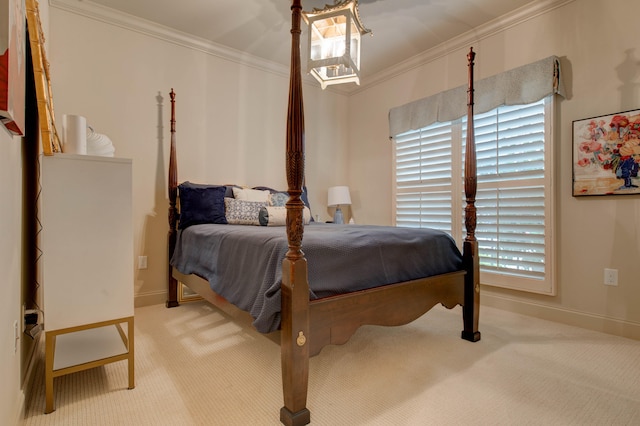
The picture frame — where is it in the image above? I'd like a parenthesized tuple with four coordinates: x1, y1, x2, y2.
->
(25, 0, 61, 154)
(0, 0, 26, 135)
(572, 108, 640, 196)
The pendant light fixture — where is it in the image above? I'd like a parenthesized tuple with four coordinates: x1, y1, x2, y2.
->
(302, 0, 371, 89)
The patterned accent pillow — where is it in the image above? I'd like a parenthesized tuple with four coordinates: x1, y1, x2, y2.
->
(224, 198, 267, 225)
(252, 186, 314, 222)
(269, 191, 289, 207)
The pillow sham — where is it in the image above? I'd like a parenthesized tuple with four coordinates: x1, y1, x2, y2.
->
(258, 206, 311, 226)
(301, 186, 311, 213)
(225, 198, 267, 225)
(252, 185, 313, 220)
(178, 182, 227, 229)
(268, 191, 289, 207)
(232, 187, 270, 202)
(223, 184, 241, 198)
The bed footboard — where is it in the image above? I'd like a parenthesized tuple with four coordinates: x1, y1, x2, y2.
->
(308, 272, 466, 356)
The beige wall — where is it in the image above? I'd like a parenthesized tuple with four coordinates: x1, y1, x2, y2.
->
(3, 0, 632, 422)
(45, 0, 639, 339)
(1, 1, 52, 420)
(0, 123, 24, 423)
(348, 0, 640, 338)
(48, 5, 350, 307)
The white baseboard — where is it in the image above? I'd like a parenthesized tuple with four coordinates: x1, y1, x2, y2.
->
(482, 293, 640, 341)
(134, 291, 167, 308)
(14, 390, 25, 426)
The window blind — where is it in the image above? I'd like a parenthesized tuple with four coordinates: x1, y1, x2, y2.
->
(394, 98, 555, 294)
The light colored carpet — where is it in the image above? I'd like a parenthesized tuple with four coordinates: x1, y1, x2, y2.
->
(22, 301, 640, 425)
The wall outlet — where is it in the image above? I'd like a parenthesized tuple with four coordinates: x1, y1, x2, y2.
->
(13, 320, 19, 353)
(138, 256, 148, 270)
(604, 268, 618, 286)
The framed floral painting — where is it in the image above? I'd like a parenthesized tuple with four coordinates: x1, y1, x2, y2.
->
(572, 109, 640, 196)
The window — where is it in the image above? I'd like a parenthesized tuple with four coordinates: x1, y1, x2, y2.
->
(394, 97, 556, 295)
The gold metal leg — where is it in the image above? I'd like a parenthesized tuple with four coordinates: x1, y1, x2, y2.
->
(43, 317, 135, 413)
(127, 317, 135, 389)
(45, 332, 56, 414)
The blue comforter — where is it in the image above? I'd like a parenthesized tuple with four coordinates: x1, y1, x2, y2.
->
(171, 223, 463, 333)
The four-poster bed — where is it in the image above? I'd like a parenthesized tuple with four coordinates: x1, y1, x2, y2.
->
(165, 2, 480, 425)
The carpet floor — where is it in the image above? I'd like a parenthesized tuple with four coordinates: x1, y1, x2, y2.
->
(22, 301, 640, 425)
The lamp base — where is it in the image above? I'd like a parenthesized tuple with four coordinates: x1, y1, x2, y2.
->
(333, 207, 344, 224)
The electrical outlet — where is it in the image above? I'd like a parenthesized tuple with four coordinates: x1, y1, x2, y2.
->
(604, 268, 618, 286)
(138, 256, 148, 270)
(13, 320, 19, 353)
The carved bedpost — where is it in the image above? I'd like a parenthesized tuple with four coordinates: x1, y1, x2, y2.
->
(279, 1, 311, 426)
(462, 48, 481, 342)
(166, 89, 179, 308)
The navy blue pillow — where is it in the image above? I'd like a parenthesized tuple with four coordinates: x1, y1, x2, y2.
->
(223, 184, 241, 198)
(178, 182, 228, 229)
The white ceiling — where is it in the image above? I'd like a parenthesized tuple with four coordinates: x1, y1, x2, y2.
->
(84, 0, 534, 80)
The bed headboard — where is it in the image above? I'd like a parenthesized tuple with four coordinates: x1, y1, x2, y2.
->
(167, 89, 179, 307)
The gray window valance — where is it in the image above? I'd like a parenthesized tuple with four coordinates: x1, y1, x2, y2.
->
(389, 55, 566, 138)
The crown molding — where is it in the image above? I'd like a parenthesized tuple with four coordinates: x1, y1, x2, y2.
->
(50, 0, 574, 97)
(49, 0, 352, 94)
(49, 0, 289, 78)
(351, 0, 576, 95)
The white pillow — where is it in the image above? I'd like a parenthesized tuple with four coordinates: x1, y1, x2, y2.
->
(258, 206, 311, 226)
(232, 187, 270, 202)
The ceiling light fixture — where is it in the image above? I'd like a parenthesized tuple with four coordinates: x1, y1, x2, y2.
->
(302, 0, 371, 89)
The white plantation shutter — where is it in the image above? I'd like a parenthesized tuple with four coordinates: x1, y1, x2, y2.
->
(394, 97, 555, 295)
(395, 122, 453, 232)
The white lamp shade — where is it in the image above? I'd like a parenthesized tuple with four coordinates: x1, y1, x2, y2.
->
(328, 186, 351, 207)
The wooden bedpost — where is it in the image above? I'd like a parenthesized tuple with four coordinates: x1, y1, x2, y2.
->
(280, 1, 311, 425)
(166, 89, 180, 308)
(461, 48, 481, 342)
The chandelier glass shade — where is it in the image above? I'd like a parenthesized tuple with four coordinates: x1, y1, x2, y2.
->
(302, 0, 371, 89)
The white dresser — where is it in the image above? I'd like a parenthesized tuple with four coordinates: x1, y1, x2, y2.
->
(40, 153, 134, 413)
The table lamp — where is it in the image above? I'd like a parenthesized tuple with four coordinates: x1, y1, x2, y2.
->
(328, 186, 351, 224)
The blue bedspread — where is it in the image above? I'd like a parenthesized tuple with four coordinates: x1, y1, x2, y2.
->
(170, 223, 463, 333)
